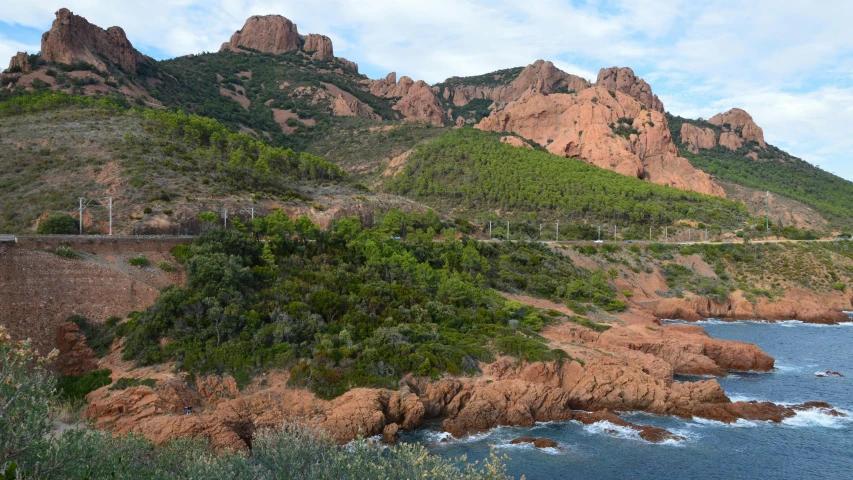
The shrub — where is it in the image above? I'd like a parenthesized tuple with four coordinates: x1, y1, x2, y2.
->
(143, 207, 153, 214)
(53, 246, 82, 260)
(129, 256, 150, 268)
(55, 369, 112, 401)
(157, 261, 175, 272)
(37, 212, 78, 234)
(109, 377, 157, 391)
(68, 315, 120, 357)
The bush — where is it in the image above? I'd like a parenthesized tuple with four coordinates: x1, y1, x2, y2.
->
(157, 261, 175, 272)
(129, 256, 150, 268)
(143, 207, 153, 214)
(109, 377, 157, 391)
(37, 212, 78, 234)
(53, 246, 82, 260)
(55, 369, 112, 401)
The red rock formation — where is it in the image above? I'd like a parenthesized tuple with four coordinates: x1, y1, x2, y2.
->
(450, 60, 590, 108)
(222, 15, 301, 54)
(596, 67, 663, 112)
(7, 52, 31, 73)
(709, 108, 766, 146)
(653, 291, 850, 324)
(510, 437, 560, 448)
(40, 8, 151, 72)
(55, 321, 98, 375)
(719, 131, 743, 151)
(303, 34, 333, 60)
(476, 86, 725, 196)
(392, 80, 445, 126)
(500, 136, 532, 148)
(680, 123, 716, 153)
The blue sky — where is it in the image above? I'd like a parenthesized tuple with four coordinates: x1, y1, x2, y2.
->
(3, 0, 853, 182)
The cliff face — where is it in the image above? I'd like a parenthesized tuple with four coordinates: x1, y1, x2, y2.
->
(596, 66, 664, 112)
(7, 52, 31, 73)
(222, 15, 301, 54)
(40, 8, 151, 72)
(680, 108, 767, 154)
(365, 73, 445, 126)
(476, 84, 725, 196)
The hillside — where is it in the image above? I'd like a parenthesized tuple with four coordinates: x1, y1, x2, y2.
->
(386, 128, 749, 239)
(0, 92, 422, 234)
(669, 113, 853, 230)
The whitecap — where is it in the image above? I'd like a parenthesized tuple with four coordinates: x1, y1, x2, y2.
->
(782, 408, 852, 429)
(494, 442, 567, 455)
(691, 417, 759, 428)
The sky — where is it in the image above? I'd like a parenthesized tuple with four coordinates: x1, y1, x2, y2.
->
(2, 0, 853, 181)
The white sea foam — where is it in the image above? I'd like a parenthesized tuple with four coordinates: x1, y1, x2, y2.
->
(581, 420, 644, 441)
(691, 417, 759, 428)
(494, 442, 567, 455)
(782, 407, 852, 429)
(422, 429, 495, 445)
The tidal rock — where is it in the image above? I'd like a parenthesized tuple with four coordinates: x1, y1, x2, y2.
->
(509, 437, 560, 449)
(596, 66, 664, 112)
(41, 8, 151, 72)
(382, 423, 400, 444)
(815, 371, 844, 378)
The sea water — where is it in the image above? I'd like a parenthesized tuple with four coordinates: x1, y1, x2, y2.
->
(404, 316, 853, 479)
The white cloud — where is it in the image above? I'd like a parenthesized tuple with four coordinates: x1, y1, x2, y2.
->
(2, 0, 852, 179)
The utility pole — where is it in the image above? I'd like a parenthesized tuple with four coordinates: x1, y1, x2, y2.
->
(79, 197, 83, 235)
(506, 221, 510, 241)
(766, 191, 770, 230)
(614, 225, 617, 240)
(108, 197, 113, 236)
(78, 196, 113, 235)
(650, 226, 652, 242)
(223, 209, 228, 229)
(539, 223, 542, 240)
(598, 225, 601, 241)
(489, 221, 492, 239)
(556, 222, 559, 242)
(665, 226, 668, 243)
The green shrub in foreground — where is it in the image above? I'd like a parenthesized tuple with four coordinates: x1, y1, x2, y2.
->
(56, 369, 112, 401)
(0, 331, 512, 479)
(129, 256, 150, 268)
(37, 212, 78, 234)
(53, 246, 82, 260)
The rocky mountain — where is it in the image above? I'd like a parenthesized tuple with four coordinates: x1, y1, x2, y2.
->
(679, 108, 766, 155)
(41, 8, 152, 73)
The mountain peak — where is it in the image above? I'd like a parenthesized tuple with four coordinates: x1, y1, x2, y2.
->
(40, 8, 150, 72)
(596, 66, 663, 112)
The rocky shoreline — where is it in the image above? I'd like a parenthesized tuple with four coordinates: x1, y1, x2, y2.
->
(73, 313, 845, 450)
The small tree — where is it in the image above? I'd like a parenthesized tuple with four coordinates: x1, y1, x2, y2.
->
(37, 212, 77, 235)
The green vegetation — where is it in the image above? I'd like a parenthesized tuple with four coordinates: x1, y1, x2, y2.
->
(53, 246, 82, 260)
(129, 256, 150, 268)
(0, 333, 512, 479)
(109, 377, 158, 390)
(116, 210, 615, 399)
(68, 315, 123, 357)
(669, 113, 853, 228)
(56, 369, 112, 401)
(0, 92, 347, 233)
(36, 212, 78, 234)
(387, 128, 750, 234)
(157, 260, 175, 272)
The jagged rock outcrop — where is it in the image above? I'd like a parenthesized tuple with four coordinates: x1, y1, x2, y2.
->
(393, 80, 445, 126)
(680, 123, 716, 153)
(222, 15, 301, 54)
(476, 86, 724, 196)
(709, 108, 766, 146)
(653, 290, 850, 324)
(596, 67, 663, 112)
(449, 60, 591, 108)
(303, 34, 333, 60)
(55, 321, 98, 376)
(719, 131, 743, 151)
(7, 52, 31, 73)
(40, 8, 151, 72)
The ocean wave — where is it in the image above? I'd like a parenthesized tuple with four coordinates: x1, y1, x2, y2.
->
(781, 407, 853, 429)
(691, 417, 759, 428)
(666, 318, 853, 328)
(494, 442, 567, 455)
(579, 420, 691, 446)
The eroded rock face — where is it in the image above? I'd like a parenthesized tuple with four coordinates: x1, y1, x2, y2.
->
(303, 34, 333, 60)
(654, 291, 850, 324)
(222, 15, 301, 54)
(719, 131, 743, 151)
(41, 8, 151, 72)
(55, 321, 98, 376)
(476, 86, 724, 196)
(709, 108, 766, 146)
(7, 52, 31, 73)
(450, 60, 590, 108)
(596, 67, 663, 112)
(680, 123, 716, 153)
(393, 80, 445, 126)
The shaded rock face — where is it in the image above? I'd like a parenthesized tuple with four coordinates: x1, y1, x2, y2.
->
(709, 108, 766, 146)
(7, 52, 31, 73)
(680, 123, 716, 154)
(55, 321, 98, 376)
(449, 60, 591, 109)
(41, 9, 151, 73)
(596, 67, 663, 112)
(366, 73, 444, 126)
(303, 34, 333, 60)
(223, 15, 301, 54)
(476, 86, 724, 196)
